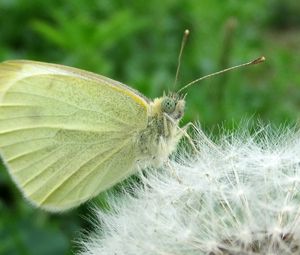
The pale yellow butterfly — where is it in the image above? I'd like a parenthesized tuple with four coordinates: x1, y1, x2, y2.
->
(0, 60, 188, 212)
(0, 33, 265, 212)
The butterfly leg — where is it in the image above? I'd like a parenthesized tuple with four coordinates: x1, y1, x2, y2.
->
(178, 122, 200, 154)
(163, 113, 199, 154)
(183, 122, 219, 153)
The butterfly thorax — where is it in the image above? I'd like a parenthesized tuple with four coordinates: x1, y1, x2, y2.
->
(136, 95, 185, 167)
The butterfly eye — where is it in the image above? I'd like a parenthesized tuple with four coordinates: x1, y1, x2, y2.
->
(161, 97, 176, 114)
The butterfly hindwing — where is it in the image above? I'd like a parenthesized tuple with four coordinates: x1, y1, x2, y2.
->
(0, 60, 148, 211)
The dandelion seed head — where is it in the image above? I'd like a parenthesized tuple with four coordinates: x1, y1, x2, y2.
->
(79, 126, 300, 255)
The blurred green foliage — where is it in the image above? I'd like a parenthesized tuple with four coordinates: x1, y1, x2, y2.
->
(0, 0, 299, 254)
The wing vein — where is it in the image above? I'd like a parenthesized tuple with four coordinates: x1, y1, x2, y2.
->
(13, 144, 66, 175)
(40, 139, 131, 205)
(7, 91, 81, 109)
(6, 144, 56, 162)
(6, 91, 134, 126)
(0, 126, 128, 134)
(0, 135, 56, 148)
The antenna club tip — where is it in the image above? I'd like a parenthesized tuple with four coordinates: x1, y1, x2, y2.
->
(251, 56, 266, 65)
(184, 29, 190, 35)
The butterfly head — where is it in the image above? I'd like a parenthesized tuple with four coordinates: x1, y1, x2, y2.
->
(151, 93, 185, 121)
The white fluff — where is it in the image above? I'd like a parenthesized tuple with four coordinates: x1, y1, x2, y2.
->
(78, 125, 300, 255)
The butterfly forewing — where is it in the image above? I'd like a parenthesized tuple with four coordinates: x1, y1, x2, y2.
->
(0, 60, 148, 211)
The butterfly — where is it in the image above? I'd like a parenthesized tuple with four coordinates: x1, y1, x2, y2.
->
(0, 60, 189, 212)
(0, 28, 264, 213)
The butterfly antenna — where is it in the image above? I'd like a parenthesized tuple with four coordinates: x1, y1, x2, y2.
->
(177, 56, 266, 93)
(173, 29, 190, 91)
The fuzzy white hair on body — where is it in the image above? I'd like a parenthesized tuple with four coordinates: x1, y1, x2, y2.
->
(78, 125, 300, 255)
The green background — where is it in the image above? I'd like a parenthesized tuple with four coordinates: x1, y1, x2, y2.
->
(0, 0, 299, 254)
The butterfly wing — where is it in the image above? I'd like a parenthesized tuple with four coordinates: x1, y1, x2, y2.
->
(0, 60, 148, 211)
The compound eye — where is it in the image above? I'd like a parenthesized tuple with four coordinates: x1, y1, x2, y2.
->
(161, 97, 176, 114)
